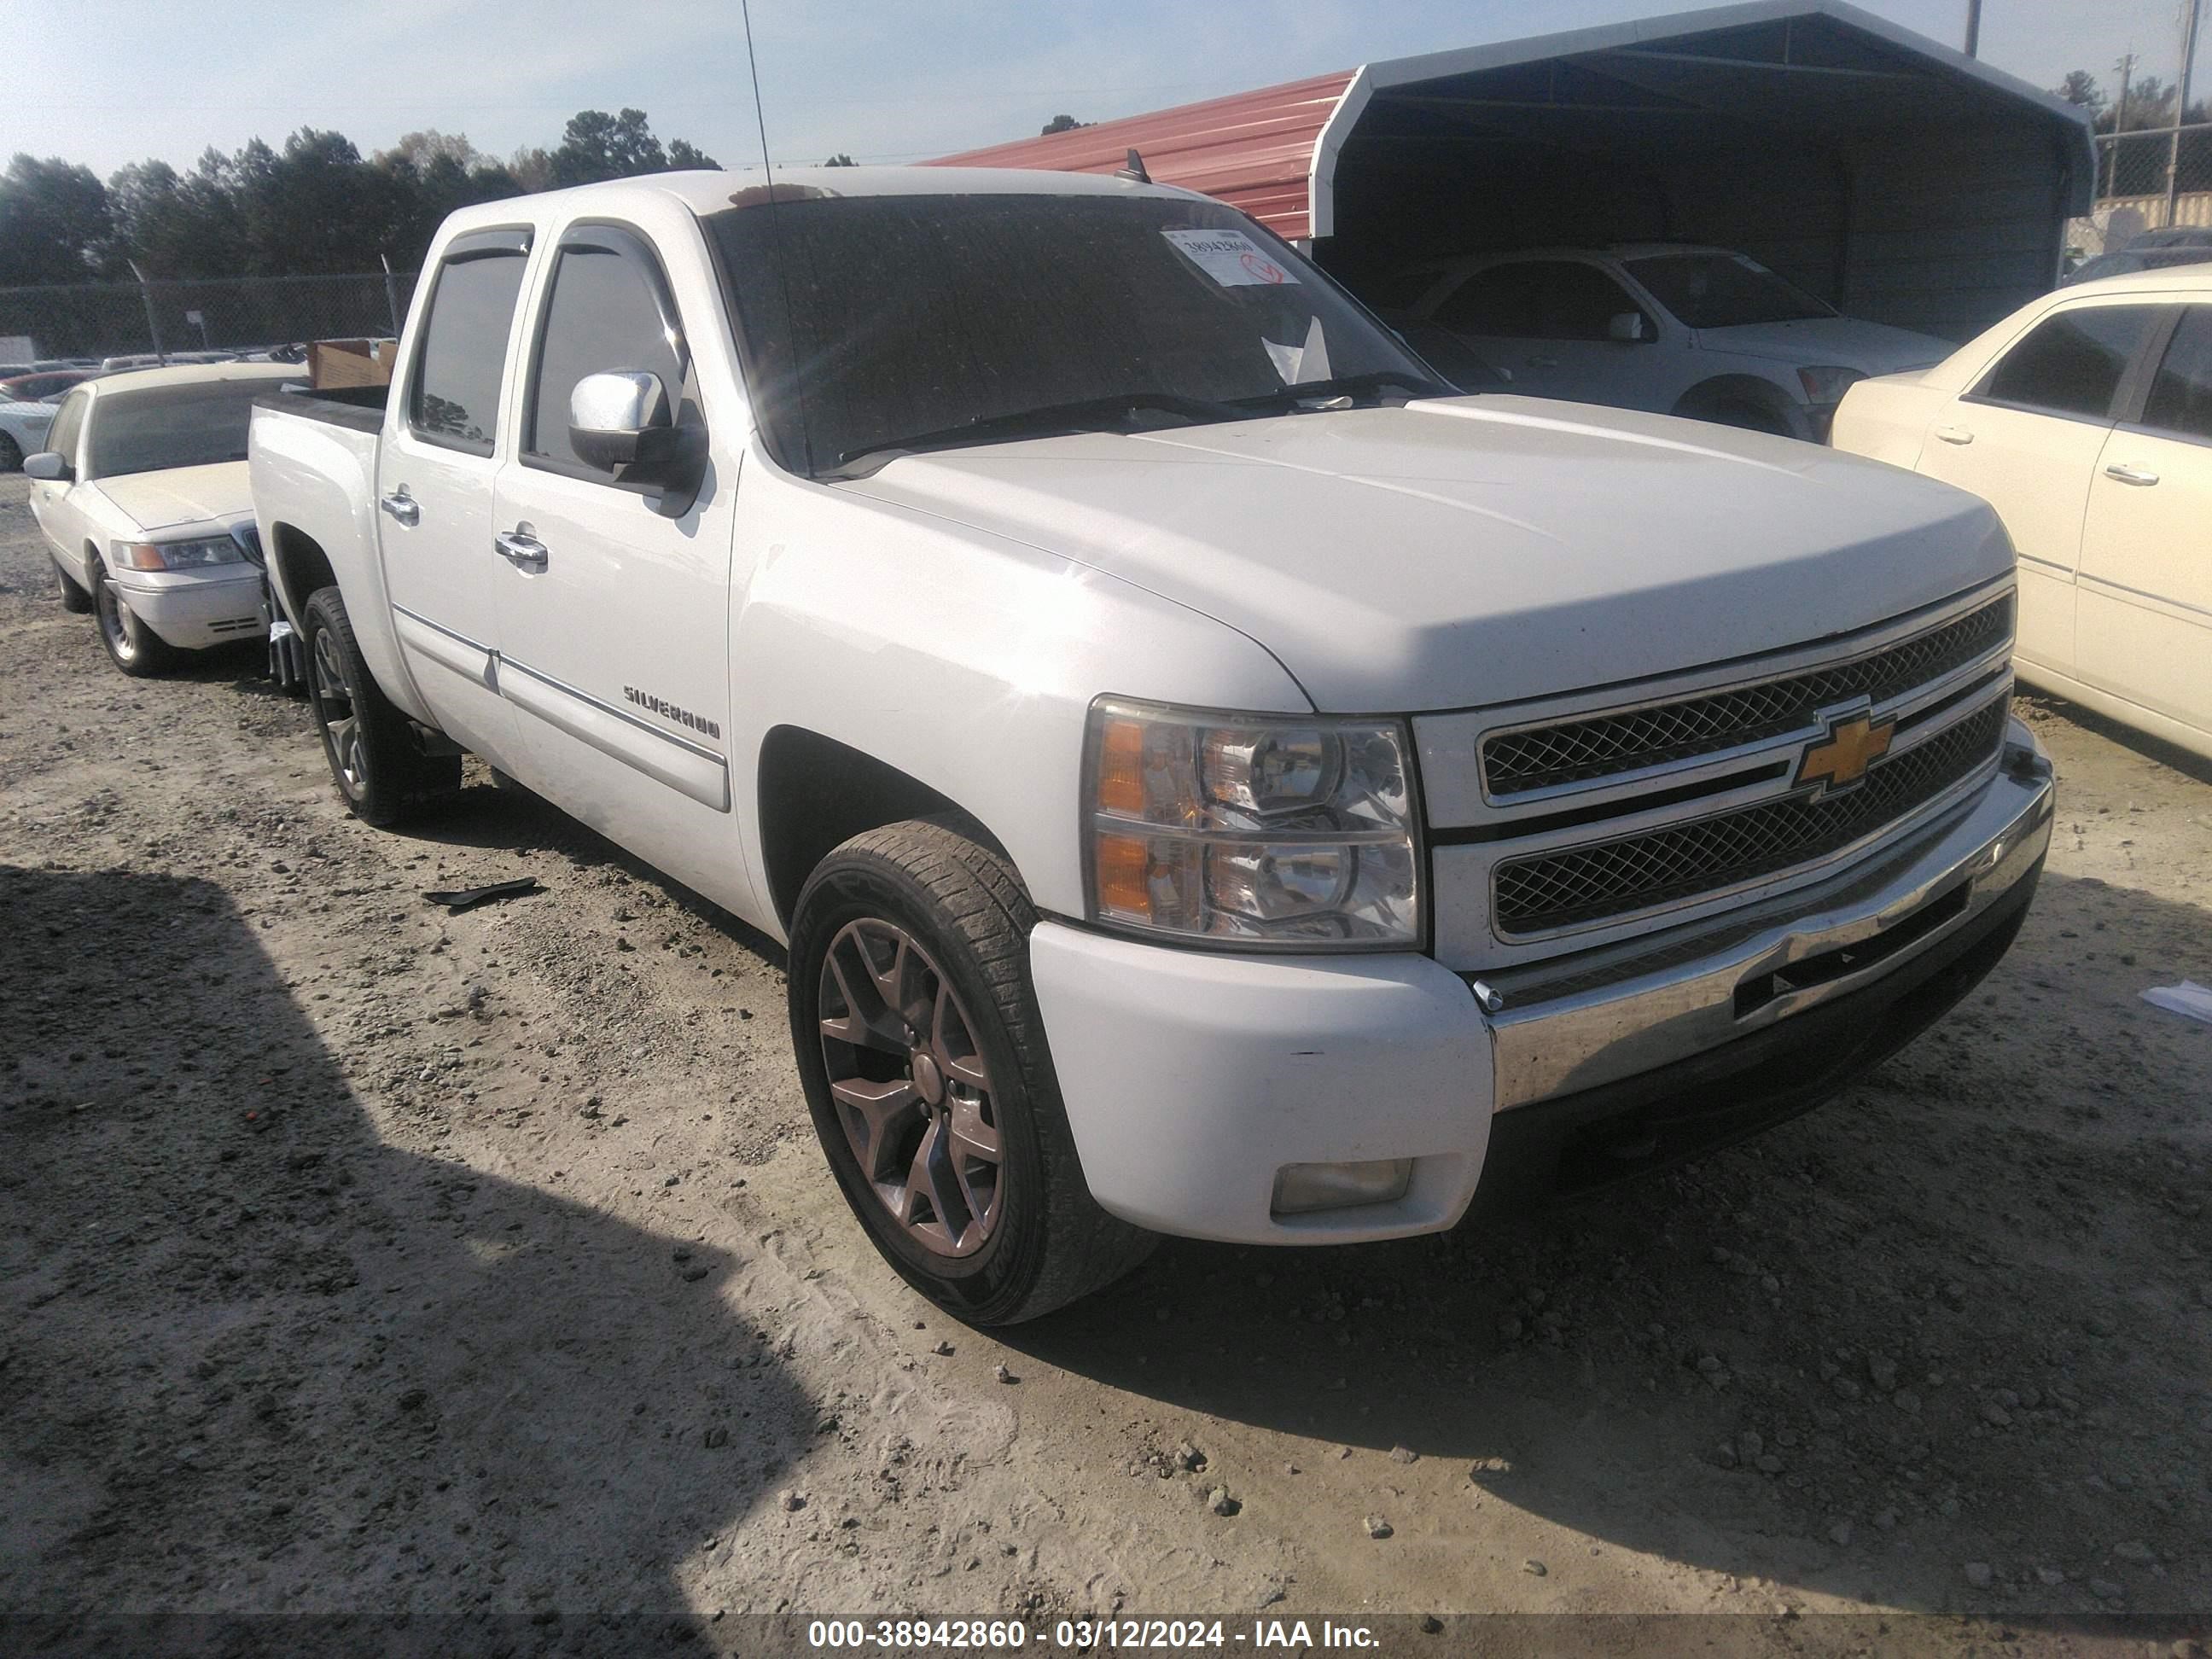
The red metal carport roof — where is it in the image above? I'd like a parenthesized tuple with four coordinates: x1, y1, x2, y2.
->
(926, 70, 1356, 242)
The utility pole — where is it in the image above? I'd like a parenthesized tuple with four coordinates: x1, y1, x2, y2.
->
(1963, 0, 1981, 58)
(2167, 0, 2203, 227)
(2113, 49, 2136, 198)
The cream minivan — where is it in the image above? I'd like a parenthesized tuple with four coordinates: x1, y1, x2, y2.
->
(1833, 268, 2212, 763)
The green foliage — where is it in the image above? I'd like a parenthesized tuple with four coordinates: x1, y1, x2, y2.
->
(1040, 114, 1090, 136)
(0, 108, 719, 286)
(824, 154, 857, 167)
(0, 155, 115, 283)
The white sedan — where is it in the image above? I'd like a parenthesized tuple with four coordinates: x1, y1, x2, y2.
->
(0, 393, 57, 473)
(1832, 267, 2212, 763)
(25, 361, 300, 677)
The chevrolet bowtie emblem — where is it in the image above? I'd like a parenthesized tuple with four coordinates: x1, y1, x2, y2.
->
(1796, 710, 1895, 795)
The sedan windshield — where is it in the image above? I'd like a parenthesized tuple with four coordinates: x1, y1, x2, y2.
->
(1623, 253, 1833, 329)
(87, 380, 284, 478)
(707, 190, 1447, 476)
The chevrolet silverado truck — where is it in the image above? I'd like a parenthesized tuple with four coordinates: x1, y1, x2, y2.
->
(248, 169, 2054, 1324)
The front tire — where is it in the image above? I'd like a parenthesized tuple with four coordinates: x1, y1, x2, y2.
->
(789, 818, 1154, 1324)
(0, 433, 22, 472)
(94, 564, 178, 676)
(300, 585, 461, 828)
(55, 556, 94, 614)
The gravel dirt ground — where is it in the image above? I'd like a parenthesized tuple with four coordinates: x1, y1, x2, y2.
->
(3, 470, 2209, 1655)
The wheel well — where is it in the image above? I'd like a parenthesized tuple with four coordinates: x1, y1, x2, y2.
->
(1674, 375, 1797, 419)
(756, 727, 968, 932)
(269, 525, 337, 622)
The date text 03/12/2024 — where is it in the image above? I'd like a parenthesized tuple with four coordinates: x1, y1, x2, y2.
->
(806, 1619, 1384, 1650)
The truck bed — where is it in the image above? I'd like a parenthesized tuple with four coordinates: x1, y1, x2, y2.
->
(253, 382, 387, 434)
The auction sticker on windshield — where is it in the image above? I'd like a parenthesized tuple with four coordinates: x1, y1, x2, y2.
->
(1162, 229, 1298, 287)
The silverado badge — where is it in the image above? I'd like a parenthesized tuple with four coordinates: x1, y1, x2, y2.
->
(1796, 708, 1895, 796)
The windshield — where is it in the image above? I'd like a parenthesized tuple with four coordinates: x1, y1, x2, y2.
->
(707, 191, 1446, 476)
(1622, 253, 1834, 329)
(87, 380, 286, 478)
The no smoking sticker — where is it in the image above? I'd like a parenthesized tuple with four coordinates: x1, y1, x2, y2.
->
(1162, 229, 1300, 287)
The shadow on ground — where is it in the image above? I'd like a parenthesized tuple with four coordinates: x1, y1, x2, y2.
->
(0, 864, 809, 1648)
(1004, 867, 2212, 1613)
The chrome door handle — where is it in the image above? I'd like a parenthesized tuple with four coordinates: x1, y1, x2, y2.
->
(379, 489, 420, 527)
(1932, 425, 1974, 445)
(493, 527, 549, 572)
(2104, 463, 2160, 486)
(1527, 354, 1560, 368)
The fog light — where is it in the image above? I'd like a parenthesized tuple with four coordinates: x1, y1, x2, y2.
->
(1271, 1157, 1413, 1216)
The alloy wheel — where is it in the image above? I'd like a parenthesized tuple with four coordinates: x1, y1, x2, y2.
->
(817, 917, 1003, 1257)
(310, 625, 368, 798)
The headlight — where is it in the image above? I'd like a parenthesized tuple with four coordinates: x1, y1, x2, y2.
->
(112, 535, 246, 571)
(1082, 697, 1422, 949)
(1796, 365, 1865, 405)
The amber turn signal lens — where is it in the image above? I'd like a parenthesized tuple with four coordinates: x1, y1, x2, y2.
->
(1095, 716, 1146, 818)
(1093, 830, 1151, 920)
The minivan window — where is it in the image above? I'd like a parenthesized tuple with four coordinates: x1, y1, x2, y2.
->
(708, 192, 1444, 478)
(1977, 306, 2158, 419)
(526, 240, 684, 474)
(410, 250, 528, 454)
(2140, 306, 2212, 442)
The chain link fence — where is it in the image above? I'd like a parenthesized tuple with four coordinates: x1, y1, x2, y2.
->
(0, 271, 417, 367)
(2087, 125, 2212, 236)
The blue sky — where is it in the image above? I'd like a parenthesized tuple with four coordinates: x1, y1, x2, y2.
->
(9, 0, 2197, 178)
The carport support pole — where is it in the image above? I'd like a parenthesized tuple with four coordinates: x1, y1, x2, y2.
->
(1962, 0, 1980, 57)
(126, 260, 167, 366)
(2167, 0, 2201, 228)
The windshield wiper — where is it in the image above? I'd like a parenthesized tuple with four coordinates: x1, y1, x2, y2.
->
(1230, 370, 1452, 413)
(830, 392, 1242, 475)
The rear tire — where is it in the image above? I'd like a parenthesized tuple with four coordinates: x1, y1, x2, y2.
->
(94, 563, 178, 676)
(788, 817, 1155, 1324)
(300, 585, 461, 828)
(0, 434, 22, 472)
(54, 556, 93, 614)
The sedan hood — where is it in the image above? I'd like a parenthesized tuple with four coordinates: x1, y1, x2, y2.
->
(90, 461, 254, 536)
(843, 397, 2012, 713)
(1695, 316, 1951, 375)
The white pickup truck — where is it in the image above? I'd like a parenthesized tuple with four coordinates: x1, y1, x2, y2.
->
(249, 168, 2054, 1323)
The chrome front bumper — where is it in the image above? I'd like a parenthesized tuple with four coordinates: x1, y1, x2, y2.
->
(1480, 716, 2054, 1114)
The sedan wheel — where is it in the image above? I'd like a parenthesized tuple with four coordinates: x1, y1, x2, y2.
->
(93, 568, 175, 676)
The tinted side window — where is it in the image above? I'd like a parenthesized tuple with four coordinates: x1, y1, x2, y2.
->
(2141, 306, 2212, 442)
(1977, 306, 2157, 419)
(46, 387, 88, 461)
(1435, 266, 1545, 335)
(409, 250, 528, 454)
(1438, 262, 1641, 341)
(526, 239, 684, 474)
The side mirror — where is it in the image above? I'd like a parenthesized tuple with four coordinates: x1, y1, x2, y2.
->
(1608, 312, 1651, 343)
(569, 370, 671, 472)
(23, 451, 70, 481)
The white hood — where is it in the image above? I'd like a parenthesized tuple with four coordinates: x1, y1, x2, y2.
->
(1694, 316, 1952, 376)
(844, 397, 2013, 713)
(90, 461, 254, 536)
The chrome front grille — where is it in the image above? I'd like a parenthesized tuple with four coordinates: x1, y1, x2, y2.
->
(1480, 593, 2013, 797)
(1418, 580, 2021, 972)
(1492, 701, 2007, 935)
